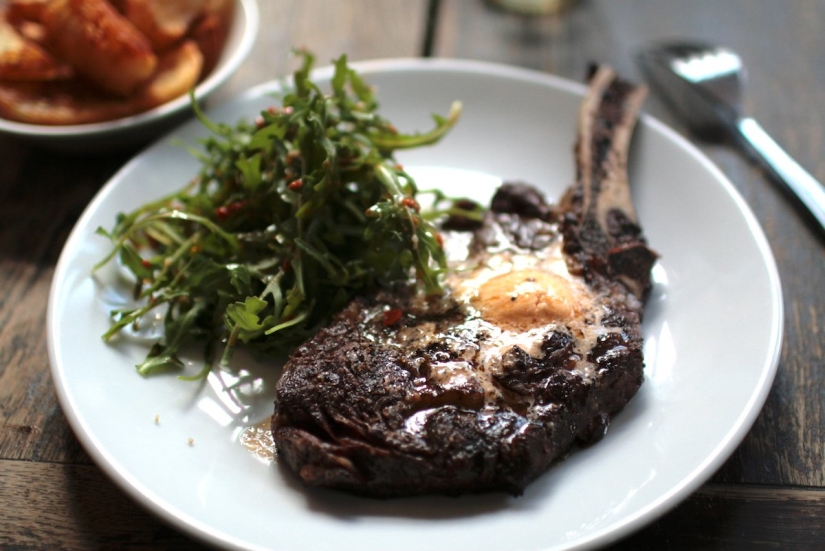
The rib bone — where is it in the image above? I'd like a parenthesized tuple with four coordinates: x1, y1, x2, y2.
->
(563, 65, 657, 300)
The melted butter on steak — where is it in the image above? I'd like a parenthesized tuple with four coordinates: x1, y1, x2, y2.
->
(358, 220, 621, 411)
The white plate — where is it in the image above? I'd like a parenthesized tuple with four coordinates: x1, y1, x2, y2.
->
(0, 0, 259, 153)
(48, 59, 783, 550)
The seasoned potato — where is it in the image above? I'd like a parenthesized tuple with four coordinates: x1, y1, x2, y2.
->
(0, 13, 69, 81)
(41, 0, 158, 96)
(5, 0, 51, 25)
(0, 80, 137, 124)
(122, 0, 208, 52)
(0, 0, 235, 125)
(136, 39, 203, 110)
(190, 13, 229, 76)
(0, 39, 204, 124)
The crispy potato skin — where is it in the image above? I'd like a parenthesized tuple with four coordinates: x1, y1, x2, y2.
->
(137, 39, 203, 110)
(0, 80, 137, 124)
(0, 15, 70, 81)
(42, 0, 158, 96)
(6, 1, 52, 25)
(123, 0, 202, 52)
(190, 12, 229, 77)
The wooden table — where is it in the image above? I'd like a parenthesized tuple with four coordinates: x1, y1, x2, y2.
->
(2, 1, 824, 548)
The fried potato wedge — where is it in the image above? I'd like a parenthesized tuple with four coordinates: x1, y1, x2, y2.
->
(0, 14, 69, 81)
(190, 13, 228, 76)
(122, 0, 209, 52)
(136, 39, 203, 110)
(0, 0, 233, 125)
(5, 0, 51, 25)
(0, 39, 203, 125)
(42, 0, 157, 97)
(0, 80, 138, 124)
(5, 1, 54, 45)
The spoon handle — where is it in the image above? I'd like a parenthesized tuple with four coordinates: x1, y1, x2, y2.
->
(735, 117, 825, 231)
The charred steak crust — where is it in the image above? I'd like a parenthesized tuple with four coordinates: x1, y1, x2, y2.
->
(272, 66, 656, 498)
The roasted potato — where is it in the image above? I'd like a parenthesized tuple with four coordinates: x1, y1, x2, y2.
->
(0, 39, 204, 124)
(190, 13, 229, 76)
(5, 0, 51, 25)
(0, 12, 69, 80)
(0, 0, 234, 125)
(0, 80, 138, 124)
(121, 0, 210, 52)
(137, 39, 203, 110)
(42, 0, 158, 97)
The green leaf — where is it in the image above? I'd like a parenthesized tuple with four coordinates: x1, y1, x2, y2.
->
(136, 343, 185, 376)
(372, 101, 462, 150)
(331, 54, 348, 97)
(228, 264, 254, 295)
(118, 244, 152, 281)
(226, 296, 269, 332)
(236, 153, 262, 191)
(249, 120, 287, 150)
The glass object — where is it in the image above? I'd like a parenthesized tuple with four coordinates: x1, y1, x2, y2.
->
(487, 0, 577, 16)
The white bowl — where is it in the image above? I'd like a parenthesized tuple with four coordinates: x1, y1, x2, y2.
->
(0, 0, 259, 153)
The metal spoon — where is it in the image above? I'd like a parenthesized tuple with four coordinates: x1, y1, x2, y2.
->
(637, 41, 825, 232)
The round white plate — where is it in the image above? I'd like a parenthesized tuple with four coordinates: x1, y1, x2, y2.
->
(48, 59, 783, 551)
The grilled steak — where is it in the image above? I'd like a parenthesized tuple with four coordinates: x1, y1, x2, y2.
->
(271, 66, 657, 497)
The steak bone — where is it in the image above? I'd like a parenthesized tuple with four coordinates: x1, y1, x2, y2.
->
(562, 65, 658, 300)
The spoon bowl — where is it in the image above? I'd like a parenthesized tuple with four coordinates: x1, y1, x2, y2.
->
(637, 41, 825, 233)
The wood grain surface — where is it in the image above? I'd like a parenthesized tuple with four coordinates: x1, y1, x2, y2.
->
(1, 0, 824, 549)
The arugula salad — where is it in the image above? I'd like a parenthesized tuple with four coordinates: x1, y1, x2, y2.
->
(95, 51, 475, 378)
